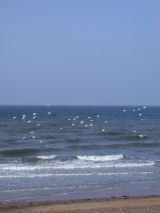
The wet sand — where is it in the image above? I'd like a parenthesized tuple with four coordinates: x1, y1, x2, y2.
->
(0, 195, 160, 213)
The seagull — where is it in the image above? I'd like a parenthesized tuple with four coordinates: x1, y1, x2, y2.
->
(22, 115, 26, 120)
(105, 121, 108, 123)
(138, 113, 143, 116)
(48, 112, 51, 115)
(138, 134, 145, 138)
(101, 129, 105, 132)
(122, 109, 127, 112)
(22, 137, 26, 140)
(97, 115, 100, 118)
(59, 127, 63, 130)
(143, 106, 147, 109)
(72, 123, 75, 126)
(88, 117, 91, 119)
(80, 120, 84, 124)
(132, 109, 136, 112)
(27, 120, 31, 123)
(30, 131, 34, 134)
(67, 119, 71, 121)
(85, 125, 88, 127)
(90, 119, 93, 122)
(137, 108, 141, 111)
(12, 116, 16, 119)
(133, 130, 136, 133)
(36, 124, 40, 127)
(32, 136, 36, 139)
(90, 123, 93, 127)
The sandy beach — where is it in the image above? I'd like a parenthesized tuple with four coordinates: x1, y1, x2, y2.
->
(0, 196, 160, 213)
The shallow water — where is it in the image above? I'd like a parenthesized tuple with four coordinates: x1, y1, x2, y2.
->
(0, 105, 160, 203)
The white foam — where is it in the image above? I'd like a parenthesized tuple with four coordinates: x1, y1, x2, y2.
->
(0, 161, 154, 171)
(77, 155, 123, 162)
(0, 171, 154, 179)
(36, 155, 57, 160)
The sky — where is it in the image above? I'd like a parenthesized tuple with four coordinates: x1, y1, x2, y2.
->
(0, 0, 160, 105)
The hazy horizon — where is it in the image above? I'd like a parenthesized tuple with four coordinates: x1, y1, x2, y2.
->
(1, 0, 160, 105)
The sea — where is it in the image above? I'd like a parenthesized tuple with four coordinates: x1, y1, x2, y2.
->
(0, 105, 160, 203)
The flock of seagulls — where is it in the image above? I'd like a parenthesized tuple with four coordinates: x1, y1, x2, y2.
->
(11, 106, 147, 142)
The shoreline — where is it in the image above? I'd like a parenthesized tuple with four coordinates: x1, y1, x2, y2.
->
(0, 195, 160, 213)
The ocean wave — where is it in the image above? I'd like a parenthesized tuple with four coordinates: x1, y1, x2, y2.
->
(96, 131, 124, 136)
(27, 155, 58, 162)
(23, 154, 123, 162)
(40, 135, 58, 139)
(0, 171, 155, 179)
(77, 154, 123, 161)
(0, 147, 62, 157)
(47, 123, 59, 127)
(67, 138, 81, 143)
(0, 161, 154, 171)
(121, 135, 148, 140)
(68, 142, 160, 150)
(36, 155, 57, 160)
(0, 148, 40, 156)
(102, 131, 124, 136)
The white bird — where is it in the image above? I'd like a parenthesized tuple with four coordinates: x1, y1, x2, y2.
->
(138, 134, 145, 138)
(101, 129, 105, 132)
(137, 108, 141, 111)
(80, 120, 84, 124)
(33, 113, 37, 116)
(12, 116, 16, 119)
(143, 106, 147, 109)
(60, 127, 63, 130)
(22, 137, 26, 140)
(67, 119, 71, 121)
(90, 123, 93, 127)
(88, 117, 91, 119)
(132, 109, 136, 112)
(40, 140, 43, 143)
(122, 109, 127, 112)
(22, 115, 26, 120)
(27, 120, 31, 123)
(36, 124, 40, 127)
(133, 130, 136, 133)
(105, 121, 108, 123)
(32, 136, 36, 139)
(90, 120, 93, 122)
(97, 115, 100, 118)
(48, 112, 51, 115)
(138, 113, 143, 116)
(30, 131, 34, 134)
(72, 123, 75, 126)
(85, 125, 88, 127)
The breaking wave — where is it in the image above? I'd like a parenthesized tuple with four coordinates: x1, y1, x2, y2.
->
(77, 154, 123, 161)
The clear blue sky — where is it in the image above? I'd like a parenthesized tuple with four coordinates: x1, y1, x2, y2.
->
(0, 0, 159, 105)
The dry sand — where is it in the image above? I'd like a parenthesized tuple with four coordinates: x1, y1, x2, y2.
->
(0, 196, 160, 213)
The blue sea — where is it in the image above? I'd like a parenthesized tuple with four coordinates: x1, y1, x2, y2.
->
(0, 106, 160, 203)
